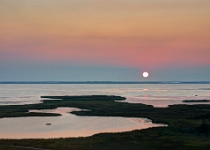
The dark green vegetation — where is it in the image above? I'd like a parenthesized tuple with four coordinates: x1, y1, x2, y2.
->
(183, 100, 210, 103)
(0, 96, 125, 118)
(0, 95, 210, 150)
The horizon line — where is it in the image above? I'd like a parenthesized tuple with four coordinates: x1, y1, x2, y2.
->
(0, 81, 210, 84)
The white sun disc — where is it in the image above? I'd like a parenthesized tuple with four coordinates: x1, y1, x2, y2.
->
(143, 72, 149, 78)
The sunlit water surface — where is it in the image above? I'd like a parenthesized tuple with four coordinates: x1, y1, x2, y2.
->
(0, 107, 165, 139)
(0, 84, 210, 107)
(0, 84, 209, 139)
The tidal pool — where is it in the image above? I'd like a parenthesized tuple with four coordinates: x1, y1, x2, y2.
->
(0, 107, 166, 139)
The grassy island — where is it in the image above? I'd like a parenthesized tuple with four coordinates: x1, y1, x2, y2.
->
(183, 100, 210, 103)
(0, 95, 210, 150)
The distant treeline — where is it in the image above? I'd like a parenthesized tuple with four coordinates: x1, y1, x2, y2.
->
(0, 81, 210, 84)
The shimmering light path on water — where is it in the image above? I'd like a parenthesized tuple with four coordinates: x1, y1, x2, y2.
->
(0, 84, 210, 107)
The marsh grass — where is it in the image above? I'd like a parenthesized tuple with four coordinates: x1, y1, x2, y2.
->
(0, 95, 210, 149)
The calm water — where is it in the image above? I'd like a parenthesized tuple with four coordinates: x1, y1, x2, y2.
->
(0, 84, 209, 139)
(0, 107, 165, 139)
(0, 84, 210, 107)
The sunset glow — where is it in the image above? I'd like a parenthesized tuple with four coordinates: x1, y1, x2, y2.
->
(0, 0, 210, 81)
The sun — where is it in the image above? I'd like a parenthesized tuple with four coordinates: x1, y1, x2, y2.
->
(143, 72, 149, 78)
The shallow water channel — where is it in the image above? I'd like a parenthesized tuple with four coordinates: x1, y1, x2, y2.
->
(0, 107, 166, 139)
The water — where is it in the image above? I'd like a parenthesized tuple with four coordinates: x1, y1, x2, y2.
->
(0, 84, 210, 107)
(0, 84, 209, 139)
(0, 107, 165, 139)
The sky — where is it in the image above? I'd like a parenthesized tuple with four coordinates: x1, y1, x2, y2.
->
(0, 0, 210, 81)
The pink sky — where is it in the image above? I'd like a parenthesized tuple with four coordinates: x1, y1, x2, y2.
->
(0, 0, 210, 81)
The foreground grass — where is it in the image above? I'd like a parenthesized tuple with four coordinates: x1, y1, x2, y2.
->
(0, 128, 210, 150)
(0, 95, 210, 150)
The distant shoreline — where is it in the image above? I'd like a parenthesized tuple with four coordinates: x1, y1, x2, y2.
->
(0, 81, 210, 84)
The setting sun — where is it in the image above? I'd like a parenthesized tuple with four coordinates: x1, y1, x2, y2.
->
(143, 72, 149, 78)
